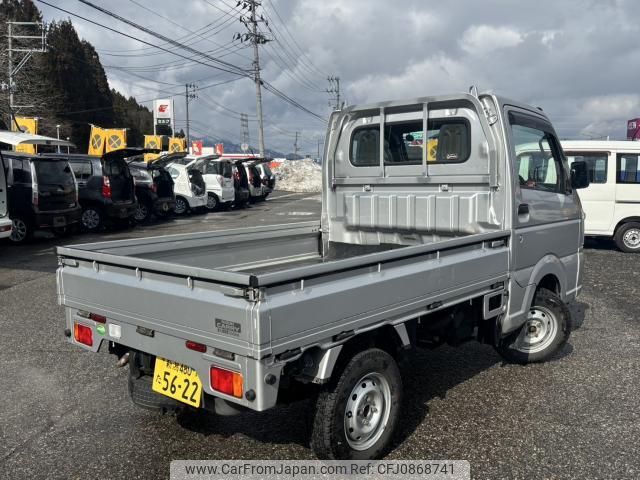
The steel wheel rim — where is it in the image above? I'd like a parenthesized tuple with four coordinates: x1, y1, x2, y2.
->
(515, 306, 558, 354)
(344, 372, 392, 451)
(623, 228, 640, 249)
(82, 209, 100, 230)
(10, 218, 27, 242)
(134, 204, 148, 221)
(174, 198, 187, 214)
(207, 195, 217, 209)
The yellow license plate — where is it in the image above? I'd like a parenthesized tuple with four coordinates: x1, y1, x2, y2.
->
(152, 357, 202, 407)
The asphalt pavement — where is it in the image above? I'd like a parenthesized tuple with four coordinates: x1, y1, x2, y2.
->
(0, 191, 638, 479)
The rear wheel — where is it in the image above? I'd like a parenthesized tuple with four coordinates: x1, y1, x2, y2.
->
(614, 222, 640, 253)
(206, 193, 219, 211)
(9, 216, 32, 244)
(496, 288, 570, 364)
(174, 197, 188, 215)
(310, 348, 402, 460)
(134, 201, 152, 223)
(81, 206, 103, 232)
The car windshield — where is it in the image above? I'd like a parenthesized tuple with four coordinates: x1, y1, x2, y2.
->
(34, 160, 75, 186)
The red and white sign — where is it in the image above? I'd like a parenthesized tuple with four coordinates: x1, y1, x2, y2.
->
(153, 99, 172, 119)
(215, 143, 224, 155)
(627, 119, 640, 140)
(191, 140, 203, 156)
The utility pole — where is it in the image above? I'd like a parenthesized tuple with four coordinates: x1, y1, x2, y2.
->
(317, 137, 322, 162)
(185, 83, 197, 150)
(327, 76, 341, 110)
(6, 21, 47, 119)
(236, 1, 271, 158)
(294, 131, 300, 159)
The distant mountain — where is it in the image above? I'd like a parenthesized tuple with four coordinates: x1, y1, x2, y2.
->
(198, 136, 285, 158)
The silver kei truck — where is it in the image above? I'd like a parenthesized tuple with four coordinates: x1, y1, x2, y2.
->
(56, 91, 590, 460)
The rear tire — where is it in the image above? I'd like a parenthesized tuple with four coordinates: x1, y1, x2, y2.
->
(206, 193, 219, 211)
(310, 348, 402, 460)
(9, 216, 32, 244)
(134, 201, 152, 223)
(81, 206, 103, 232)
(495, 288, 570, 364)
(173, 196, 189, 215)
(614, 222, 640, 253)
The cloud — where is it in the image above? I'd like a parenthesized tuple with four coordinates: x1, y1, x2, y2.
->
(460, 25, 525, 55)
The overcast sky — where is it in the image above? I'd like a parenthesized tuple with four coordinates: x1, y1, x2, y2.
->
(37, 0, 640, 154)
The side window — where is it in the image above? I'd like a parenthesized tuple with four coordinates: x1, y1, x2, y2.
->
(566, 152, 607, 184)
(11, 158, 31, 183)
(616, 154, 640, 183)
(168, 167, 179, 180)
(70, 161, 92, 181)
(509, 113, 566, 193)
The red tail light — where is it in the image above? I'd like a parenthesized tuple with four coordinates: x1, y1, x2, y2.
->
(210, 366, 243, 398)
(234, 170, 241, 181)
(32, 190, 39, 207)
(186, 340, 206, 353)
(73, 322, 93, 346)
(102, 176, 112, 198)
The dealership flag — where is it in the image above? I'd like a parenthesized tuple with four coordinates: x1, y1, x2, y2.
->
(105, 128, 127, 153)
(144, 134, 163, 150)
(88, 125, 106, 156)
(168, 137, 186, 153)
(11, 117, 38, 154)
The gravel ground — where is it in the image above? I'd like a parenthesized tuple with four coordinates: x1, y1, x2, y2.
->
(0, 193, 638, 479)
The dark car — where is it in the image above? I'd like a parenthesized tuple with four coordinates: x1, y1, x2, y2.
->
(2, 152, 81, 243)
(44, 150, 137, 232)
(128, 160, 175, 223)
(231, 160, 250, 208)
(254, 161, 276, 197)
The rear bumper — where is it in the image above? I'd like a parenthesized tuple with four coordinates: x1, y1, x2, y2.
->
(235, 189, 250, 202)
(34, 207, 81, 228)
(63, 307, 283, 412)
(0, 218, 11, 238)
(105, 202, 136, 219)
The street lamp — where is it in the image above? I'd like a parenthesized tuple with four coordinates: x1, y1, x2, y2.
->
(56, 124, 61, 153)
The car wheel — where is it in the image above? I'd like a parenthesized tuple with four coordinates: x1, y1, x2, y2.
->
(134, 202, 152, 223)
(9, 216, 32, 244)
(614, 222, 640, 253)
(495, 288, 571, 364)
(81, 207, 103, 232)
(310, 348, 402, 460)
(174, 197, 188, 215)
(206, 193, 219, 211)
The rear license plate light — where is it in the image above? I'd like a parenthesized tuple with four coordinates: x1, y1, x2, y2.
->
(210, 366, 243, 398)
(73, 322, 93, 347)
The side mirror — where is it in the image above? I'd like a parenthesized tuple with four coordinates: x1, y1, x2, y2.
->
(570, 160, 590, 189)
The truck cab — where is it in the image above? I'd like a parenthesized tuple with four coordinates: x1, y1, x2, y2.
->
(562, 140, 640, 252)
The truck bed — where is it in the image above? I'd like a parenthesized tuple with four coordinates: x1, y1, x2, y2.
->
(57, 221, 510, 361)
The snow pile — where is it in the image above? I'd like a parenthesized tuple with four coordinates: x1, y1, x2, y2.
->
(274, 158, 322, 192)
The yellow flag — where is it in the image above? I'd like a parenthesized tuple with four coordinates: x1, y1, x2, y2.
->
(12, 117, 38, 154)
(168, 137, 185, 153)
(88, 125, 106, 156)
(427, 138, 438, 162)
(144, 153, 160, 163)
(144, 135, 163, 150)
(105, 128, 127, 153)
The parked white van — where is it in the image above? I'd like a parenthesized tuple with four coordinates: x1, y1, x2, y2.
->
(562, 140, 640, 252)
(184, 155, 235, 210)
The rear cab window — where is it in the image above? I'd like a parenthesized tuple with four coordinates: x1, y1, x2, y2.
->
(350, 118, 471, 167)
(69, 160, 93, 181)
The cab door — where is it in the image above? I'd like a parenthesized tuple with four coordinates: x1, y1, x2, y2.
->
(506, 108, 582, 293)
(564, 151, 614, 234)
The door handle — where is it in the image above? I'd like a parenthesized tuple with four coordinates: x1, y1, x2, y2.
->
(518, 203, 529, 215)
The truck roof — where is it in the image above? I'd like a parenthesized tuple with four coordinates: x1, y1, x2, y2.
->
(561, 140, 640, 151)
